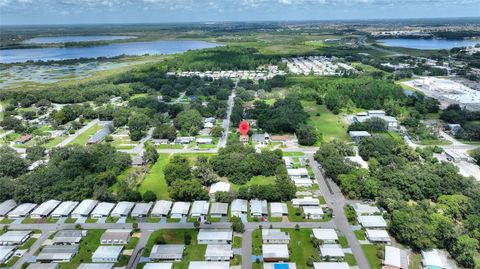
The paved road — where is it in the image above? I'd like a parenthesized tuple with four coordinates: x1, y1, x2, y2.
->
(56, 119, 99, 148)
(127, 229, 152, 269)
(121, 127, 154, 155)
(12, 231, 53, 269)
(218, 85, 237, 148)
(241, 229, 252, 269)
(308, 154, 371, 269)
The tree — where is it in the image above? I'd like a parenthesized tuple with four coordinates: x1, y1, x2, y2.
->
(0, 116, 24, 132)
(231, 216, 245, 233)
(128, 113, 150, 141)
(174, 109, 203, 135)
(144, 143, 159, 164)
(169, 179, 208, 201)
(296, 124, 318, 146)
(451, 235, 479, 268)
(211, 126, 224, 137)
(152, 124, 177, 141)
(0, 147, 28, 178)
(142, 190, 157, 202)
(26, 145, 46, 161)
(164, 155, 192, 185)
(215, 191, 235, 203)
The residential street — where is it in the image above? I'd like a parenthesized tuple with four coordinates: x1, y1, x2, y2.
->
(55, 119, 99, 148)
(12, 231, 54, 269)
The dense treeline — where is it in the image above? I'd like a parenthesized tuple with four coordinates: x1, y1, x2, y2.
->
(314, 138, 480, 268)
(441, 105, 480, 141)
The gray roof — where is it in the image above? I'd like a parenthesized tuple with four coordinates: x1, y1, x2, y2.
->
(91, 202, 115, 217)
(52, 230, 84, 244)
(77, 264, 114, 269)
(71, 200, 98, 216)
(0, 231, 32, 244)
(92, 246, 123, 260)
(100, 229, 131, 244)
(26, 264, 60, 269)
(37, 245, 79, 262)
(262, 229, 290, 241)
(111, 202, 135, 217)
(51, 201, 79, 217)
(198, 229, 232, 242)
(0, 200, 16, 216)
(88, 122, 113, 144)
(31, 200, 61, 217)
(0, 246, 16, 261)
(250, 200, 268, 215)
(209, 203, 228, 215)
(151, 200, 173, 216)
(131, 202, 153, 217)
(231, 199, 247, 213)
(7, 203, 37, 218)
(150, 244, 185, 260)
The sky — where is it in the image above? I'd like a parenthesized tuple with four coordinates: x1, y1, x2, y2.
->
(0, 0, 479, 25)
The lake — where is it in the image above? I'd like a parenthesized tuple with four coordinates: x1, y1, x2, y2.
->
(25, 35, 135, 44)
(0, 40, 220, 63)
(377, 38, 478, 50)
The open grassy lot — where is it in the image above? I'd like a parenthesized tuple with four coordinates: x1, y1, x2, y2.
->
(409, 253, 422, 269)
(138, 154, 170, 200)
(233, 236, 242, 248)
(354, 230, 366, 240)
(70, 124, 102, 145)
(59, 229, 105, 269)
(252, 229, 263, 256)
(22, 217, 58, 224)
(231, 175, 276, 192)
(361, 244, 383, 269)
(287, 201, 330, 222)
(302, 101, 350, 142)
(0, 256, 19, 268)
(283, 228, 320, 268)
(42, 135, 67, 149)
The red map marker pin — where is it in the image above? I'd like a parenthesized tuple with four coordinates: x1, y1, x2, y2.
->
(239, 121, 250, 136)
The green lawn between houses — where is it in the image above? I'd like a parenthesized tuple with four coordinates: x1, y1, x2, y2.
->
(361, 244, 384, 269)
(282, 228, 320, 269)
(59, 229, 105, 269)
(70, 124, 103, 145)
(139, 154, 170, 200)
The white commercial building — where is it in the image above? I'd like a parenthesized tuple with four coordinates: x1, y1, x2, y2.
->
(384, 246, 409, 269)
(353, 203, 381, 216)
(151, 200, 173, 217)
(71, 200, 98, 218)
(312, 229, 338, 244)
(190, 201, 209, 218)
(131, 202, 153, 218)
(292, 197, 320, 207)
(31, 200, 61, 219)
(0, 231, 32, 246)
(91, 246, 123, 263)
(303, 206, 324, 219)
(366, 229, 391, 244)
(91, 202, 115, 219)
(313, 262, 350, 269)
(357, 215, 387, 229)
(51, 201, 79, 218)
(262, 244, 289, 262)
(320, 244, 345, 260)
(250, 199, 268, 217)
(205, 244, 233, 261)
(188, 262, 230, 269)
(197, 229, 232, 245)
(262, 229, 290, 244)
(0, 200, 16, 217)
(7, 203, 37, 218)
(269, 203, 288, 218)
(230, 199, 247, 217)
(110, 202, 135, 217)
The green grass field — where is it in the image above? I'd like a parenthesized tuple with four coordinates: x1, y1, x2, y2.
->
(231, 175, 276, 192)
(252, 229, 263, 255)
(354, 230, 366, 240)
(302, 101, 350, 142)
(283, 228, 320, 268)
(139, 154, 170, 199)
(70, 124, 102, 145)
(361, 244, 383, 269)
(59, 229, 105, 269)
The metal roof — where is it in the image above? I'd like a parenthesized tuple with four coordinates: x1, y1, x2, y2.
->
(131, 202, 153, 217)
(31, 200, 61, 217)
(91, 202, 115, 217)
(151, 200, 173, 216)
(51, 201, 79, 217)
(71, 200, 98, 216)
(7, 203, 37, 218)
(209, 203, 228, 215)
(92, 246, 123, 260)
(110, 202, 135, 217)
(0, 200, 16, 216)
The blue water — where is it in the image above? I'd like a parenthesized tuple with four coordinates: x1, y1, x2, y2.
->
(0, 40, 219, 63)
(25, 35, 135, 44)
(378, 38, 478, 50)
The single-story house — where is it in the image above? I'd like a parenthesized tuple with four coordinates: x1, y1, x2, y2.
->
(131, 155, 145, 167)
(0, 200, 16, 217)
(190, 201, 209, 218)
(292, 178, 313, 187)
(77, 264, 114, 269)
(291, 197, 319, 208)
(87, 122, 113, 144)
(263, 263, 297, 269)
(131, 202, 153, 218)
(250, 200, 268, 217)
(151, 200, 173, 217)
(269, 203, 288, 218)
(51, 201, 79, 218)
(205, 244, 233, 261)
(188, 262, 230, 269)
(421, 249, 449, 269)
(152, 139, 169, 145)
(262, 244, 289, 262)
(7, 203, 37, 218)
(384, 246, 409, 269)
(16, 134, 32, 145)
(366, 229, 391, 244)
(91, 246, 123, 263)
(252, 133, 269, 145)
(143, 263, 173, 269)
(197, 229, 232, 245)
(31, 200, 61, 219)
(26, 264, 60, 269)
(36, 245, 79, 263)
(283, 157, 293, 168)
(270, 135, 290, 143)
(357, 215, 387, 229)
(352, 203, 380, 216)
(71, 200, 98, 218)
(100, 229, 132, 245)
(209, 203, 228, 218)
(52, 230, 85, 245)
(0, 231, 32, 246)
(262, 229, 290, 244)
(170, 202, 191, 219)
(349, 131, 371, 143)
(303, 206, 324, 219)
(313, 262, 350, 269)
(175, 137, 195, 144)
(0, 246, 16, 264)
(230, 199, 247, 217)
(110, 202, 135, 218)
(150, 244, 185, 261)
(320, 244, 345, 260)
(209, 182, 231, 199)
(91, 202, 115, 219)
(312, 229, 338, 244)
(196, 138, 213, 144)
(287, 168, 309, 180)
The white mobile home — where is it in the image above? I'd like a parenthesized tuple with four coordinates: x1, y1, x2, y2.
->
(205, 244, 233, 261)
(0, 231, 32, 246)
(209, 182, 231, 199)
(366, 229, 391, 244)
(110, 202, 135, 217)
(91, 246, 123, 263)
(384, 246, 409, 269)
(250, 199, 268, 217)
(0, 200, 16, 217)
(312, 229, 338, 244)
(357, 215, 387, 229)
(291, 197, 319, 207)
(170, 202, 191, 219)
(197, 229, 232, 245)
(209, 203, 228, 218)
(51, 201, 79, 218)
(188, 262, 230, 269)
(190, 201, 209, 218)
(269, 203, 288, 218)
(91, 202, 115, 219)
(149, 244, 185, 261)
(353, 203, 381, 216)
(71, 200, 98, 218)
(7, 203, 37, 218)
(151, 200, 173, 217)
(303, 206, 324, 219)
(131, 202, 153, 218)
(320, 244, 345, 260)
(262, 229, 290, 244)
(31, 200, 61, 219)
(262, 244, 289, 262)
(230, 199, 247, 217)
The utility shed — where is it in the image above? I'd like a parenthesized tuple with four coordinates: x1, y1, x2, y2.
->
(36, 245, 79, 263)
(0, 200, 16, 217)
(353, 203, 380, 216)
(250, 200, 268, 217)
(31, 200, 61, 219)
(190, 201, 209, 218)
(100, 229, 131, 245)
(91, 246, 123, 263)
(269, 203, 288, 218)
(77, 264, 114, 269)
(205, 244, 233, 261)
(7, 203, 37, 218)
(357, 215, 387, 228)
(52, 230, 85, 245)
(143, 264, 173, 269)
(0, 246, 16, 264)
(91, 202, 115, 218)
(170, 202, 190, 219)
(262, 229, 290, 244)
(262, 244, 289, 262)
(51, 201, 79, 218)
(312, 229, 338, 243)
(0, 231, 32, 246)
(71, 200, 98, 218)
(384, 246, 409, 269)
(313, 262, 350, 269)
(197, 229, 232, 245)
(209, 203, 228, 218)
(149, 244, 185, 261)
(188, 262, 230, 269)
(26, 264, 59, 269)
(131, 202, 153, 218)
(230, 199, 247, 217)
(151, 200, 173, 217)
(110, 202, 135, 217)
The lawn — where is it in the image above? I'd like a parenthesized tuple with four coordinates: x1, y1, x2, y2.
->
(287, 201, 329, 222)
(42, 135, 67, 149)
(361, 244, 383, 269)
(302, 101, 350, 143)
(231, 175, 276, 192)
(354, 230, 366, 240)
(252, 229, 263, 255)
(283, 228, 320, 268)
(338, 236, 349, 248)
(233, 236, 242, 248)
(70, 124, 102, 145)
(345, 253, 358, 266)
(59, 229, 105, 269)
(22, 217, 57, 224)
(138, 154, 170, 200)
(0, 256, 19, 267)
(409, 253, 422, 269)
(282, 152, 305, 157)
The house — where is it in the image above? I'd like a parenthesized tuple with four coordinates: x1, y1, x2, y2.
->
(252, 133, 269, 145)
(0, 231, 32, 246)
(36, 245, 79, 263)
(262, 229, 290, 244)
(270, 135, 290, 143)
(110, 202, 135, 217)
(353, 203, 380, 216)
(269, 203, 288, 218)
(51, 201, 79, 218)
(263, 263, 297, 269)
(7, 203, 37, 218)
(303, 206, 324, 219)
(250, 200, 268, 217)
(230, 199, 247, 217)
(320, 244, 345, 260)
(52, 230, 85, 245)
(197, 138, 213, 144)
(190, 201, 209, 218)
(357, 215, 387, 229)
(349, 131, 371, 143)
(71, 200, 98, 218)
(312, 229, 338, 244)
(0, 246, 16, 264)
(287, 168, 309, 180)
(16, 134, 32, 144)
(151, 139, 169, 145)
(188, 262, 230, 269)
(384, 246, 409, 269)
(131, 155, 145, 167)
(262, 244, 289, 262)
(175, 137, 195, 144)
(91, 246, 123, 263)
(151, 200, 173, 217)
(0, 200, 16, 217)
(31, 200, 61, 219)
(131, 202, 153, 218)
(209, 182, 231, 199)
(170, 202, 191, 219)
(26, 264, 60, 269)
(313, 262, 350, 269)
(143, 264, 173, 269)
(353, 111, 398, 131)
(240, 135, 249, 145)
(283, 157, 293, 168)
(292, 177, 313, 187)
(100, 229, 131, 245)
(366, 229, 391, 244)
(149, 244, 185, 261)
(421, 249, 451, 269)
(91, 202, 115, 219)
(291, 197, 319, 208)
(88, 122, 113, 144)
(205, 244, 233, 261)
(77, 264, 115, 269)
(209, 203, 228, 218)
(197, 229, 232, 245)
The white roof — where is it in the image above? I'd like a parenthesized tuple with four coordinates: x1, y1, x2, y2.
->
(91, 202, 115, 217)
(231, 199, 247, 213)
(209, 182, 231, 194)
(292, 197, 320, 206)
(0, 246, 16, 260)
(151, 200, 173, 216)
(349, 131, 371, 137)
(205, 244, 232, 258)
(262, 244, 289, 259)
(250, 199, 268, 215)
(269, 203, 288, 215)
(287, 168, 309, 176)
(262, 229, 290, 241)
(131, 202, 153, 216)
(190, 201, 209, 216)
(357, 215, 387, 228)
(72, 200, 98, 216)
(422, 249, 448, 269)
(384, 246, 409, 269)
(51, 201, 79, 217)
(303, 206, 324, 216)
(8, 203, 37, 217)
(0, 200, 16, 216)
(0, 231, 31, 243)
(312, 229, 338, 241)
(31, 200, 61, 216)
(171, 202, 191, 215)
(313, 262, 350, 269)
(143, 263, 173, 269)
(188, 262, 230, 269)
(366, 229, 390, 242)
(292, 178, 313, 185)
(92, 246, 123, 260)
(111, 202, 135, 216)
(353, 203, 380, 215)
(320, 244, 345, 257)
(198, 229, 232, 242)
(77, 264, 115, 269)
